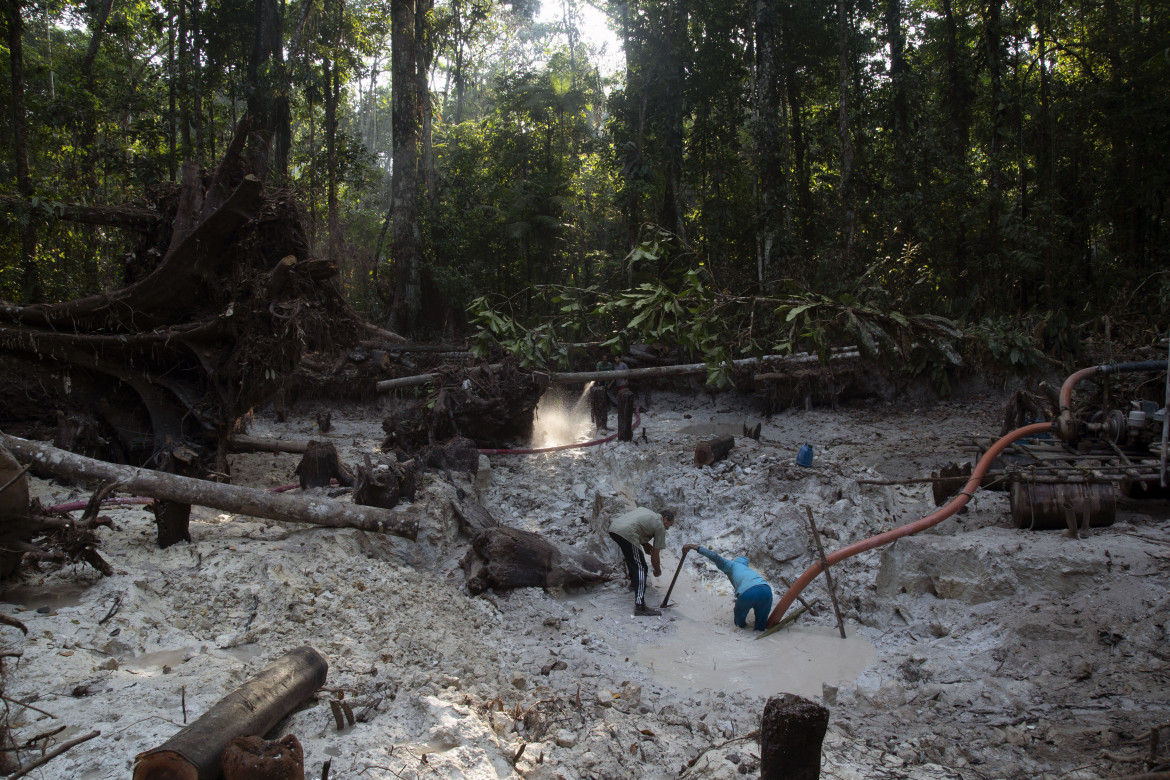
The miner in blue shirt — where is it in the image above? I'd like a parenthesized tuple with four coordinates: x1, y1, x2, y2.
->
(682, 543, 773, 631)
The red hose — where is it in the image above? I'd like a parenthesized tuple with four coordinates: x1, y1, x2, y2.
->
(764, 421, 1053, 629)
(477, 411, 642, 455)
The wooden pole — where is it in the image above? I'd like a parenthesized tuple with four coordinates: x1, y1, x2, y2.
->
(133, 646, 328, 780)
(805, 505, 846, 638)
(659, 547, 691, 608)
(0, 433, 418, 539)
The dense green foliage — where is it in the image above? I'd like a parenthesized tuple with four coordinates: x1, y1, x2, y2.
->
(2, 0, 1168, 370)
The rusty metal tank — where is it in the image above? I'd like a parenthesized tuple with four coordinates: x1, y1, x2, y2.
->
(1009, 482, 1117, 530)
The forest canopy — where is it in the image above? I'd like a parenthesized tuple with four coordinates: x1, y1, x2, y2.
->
(1, 0, 1168, 373)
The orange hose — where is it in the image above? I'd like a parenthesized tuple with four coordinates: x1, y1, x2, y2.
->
(1059, 365, 1102, 412)
(764, 421, 1054, 629)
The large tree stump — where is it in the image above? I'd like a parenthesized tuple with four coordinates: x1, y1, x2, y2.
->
(421, 436, 479, 475)
(222, 735, 304, 780)
(617, 389, 635, 441)
(294, 441, 355, 489)
(353, 455, 419, 509)
(152, 501, 192, 548)
(760, 693, 829, 780)
(133, 646, 327, 780)
(0, 444, 31, 578)
(694, 435, 735, 466)
(465, 526, 610, 594)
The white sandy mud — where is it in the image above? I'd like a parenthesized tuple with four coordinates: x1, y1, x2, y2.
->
(3, 382, 1169, 779)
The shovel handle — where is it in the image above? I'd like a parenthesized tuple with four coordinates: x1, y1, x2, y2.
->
(660, 547, 691, 608)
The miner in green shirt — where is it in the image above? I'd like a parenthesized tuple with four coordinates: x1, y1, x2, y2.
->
(608, 506, 675, 616)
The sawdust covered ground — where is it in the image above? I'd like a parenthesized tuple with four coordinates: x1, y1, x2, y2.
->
(3, 379, 1169, 779)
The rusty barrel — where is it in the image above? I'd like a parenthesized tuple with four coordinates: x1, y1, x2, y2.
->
(1009, 482, 1117, 530)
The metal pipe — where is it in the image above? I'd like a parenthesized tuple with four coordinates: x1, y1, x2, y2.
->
(1056, 361, 1168, 441)
(764, 421, 1053, 629)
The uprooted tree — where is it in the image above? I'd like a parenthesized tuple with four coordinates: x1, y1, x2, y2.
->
(0, 119, 400, 473)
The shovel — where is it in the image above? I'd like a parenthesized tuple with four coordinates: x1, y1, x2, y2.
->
(659, 547, 691, 608)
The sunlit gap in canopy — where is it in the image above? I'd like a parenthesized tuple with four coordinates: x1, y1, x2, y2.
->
(530, 382, 598, 449)
(535, 0, 624, 79)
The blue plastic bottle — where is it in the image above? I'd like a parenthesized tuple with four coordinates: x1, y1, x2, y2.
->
(796, 443, 813, 467)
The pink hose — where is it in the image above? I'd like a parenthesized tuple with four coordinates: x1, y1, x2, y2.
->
(764, 421, 1054, 629)
(477, 411, 642, 455)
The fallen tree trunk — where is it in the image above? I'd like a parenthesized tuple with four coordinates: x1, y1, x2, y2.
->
(376, 350, 860, 391)
(133, 645, 327, 780)
(0, 433, 418, 539)
(0, 195, 162, 230)
(227, 435, 310, 454)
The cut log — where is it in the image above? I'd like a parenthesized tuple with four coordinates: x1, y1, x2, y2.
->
(0, 432, 419, 539)
(133, 646, 327, 780)
(294, 441, 354, 489)
(466, 526, 611, 594)
(759, 693, 829, 780)
(694, 435, 735, 466)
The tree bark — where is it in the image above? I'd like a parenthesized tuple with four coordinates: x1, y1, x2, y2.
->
(760, 693, 829, 780)
(389, 0, 424, 336)
(0, 433, 419, 539)
(133, 646, 327, 780)
(466, 526, 611, 594)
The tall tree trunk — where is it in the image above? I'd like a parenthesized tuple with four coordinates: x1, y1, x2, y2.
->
(418, 0, 437, 210)
(941, 0, 968, 279)
(754, 0, 788, 286)
(780, 4, 809, 247)
(247, 0, 290, 183)
(178, 0, 192, 160)
(325, 54, 339, 259)
(837, 0, 856, 263)
(4, 0, 38, 301)
(389, 0, 424, 336)
(658, 0, 687, 247)
(1036, 0, 1054, 305)
(191, 0, 204, 163)
(167, 0, 177, 180)
(885, 0, 908, 255)
(982, 0, 1005, 262)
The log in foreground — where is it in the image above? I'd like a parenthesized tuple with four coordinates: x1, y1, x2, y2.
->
(760, 693, 829, 780)
(133, 646, 327, 780)
(0, 433, 418, 539)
